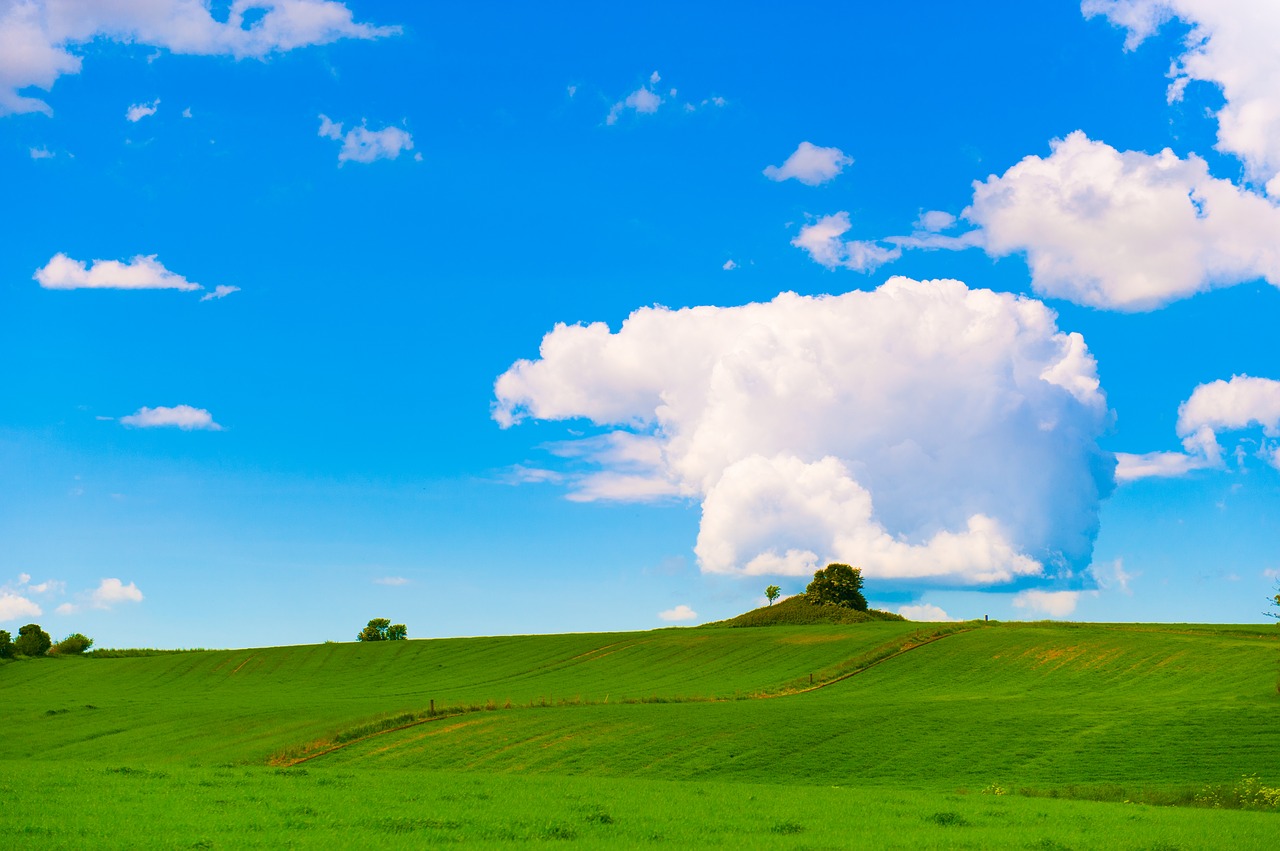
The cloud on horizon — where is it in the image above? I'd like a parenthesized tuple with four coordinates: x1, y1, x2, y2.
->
(658, 604, 697, 621)
(495, 277, 1116, 588)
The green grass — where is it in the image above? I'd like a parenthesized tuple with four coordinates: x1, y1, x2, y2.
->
(0, 622, 925, 764)
(2, 761, 1276, 850)
(3, 619, 1279, 847)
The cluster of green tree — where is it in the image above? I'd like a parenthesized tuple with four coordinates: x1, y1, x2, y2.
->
(0, 624, 93, 659)
(356, 618, 407, 642)
(764, 563, 869, 612)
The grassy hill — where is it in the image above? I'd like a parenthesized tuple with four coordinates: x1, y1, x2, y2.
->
(702, 593, 907, 626)
(3, 619, 1279, 848)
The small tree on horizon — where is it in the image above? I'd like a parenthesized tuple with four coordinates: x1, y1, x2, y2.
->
(765, 585, 781, 606)
(805, 564, 868, 611)
(0, 629, 12, 659)
(357, 618, 408, 641)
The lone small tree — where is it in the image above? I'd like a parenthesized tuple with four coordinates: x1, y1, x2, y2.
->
(357, 618, 408, 641)
(765, 585, 781, 606)
(14, 623, 52, 657)
(805, 564, 868, 611)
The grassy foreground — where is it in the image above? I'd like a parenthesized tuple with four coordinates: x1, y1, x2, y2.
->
(4, 762, 1278, 850)
(3, 618, 1278, 847)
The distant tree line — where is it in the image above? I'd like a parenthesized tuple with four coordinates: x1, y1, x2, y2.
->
(0, 624, 93, 660)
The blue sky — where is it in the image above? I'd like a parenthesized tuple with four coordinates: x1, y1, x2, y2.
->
(3, 1, 1279, 648)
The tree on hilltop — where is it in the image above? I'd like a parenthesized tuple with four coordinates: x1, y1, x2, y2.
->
(805, 564, 868, 611)
(357, 618, 408, 641)
(14, 623, 52, 657)
(52, 633, 94, 655)
(0, 630, 12, 659)
(766, 585, 781, 606)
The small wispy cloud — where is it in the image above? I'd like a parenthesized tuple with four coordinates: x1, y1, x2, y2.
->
(764, 142, 852, 186)
(792, 212, 901, 272)
(126, 98, 160, 122)
(373, 576, 410, 586)
(199, 285, 241, 302)
(722, 259, 738, 271)
(120, 405, 222, 431)
(606, 71, 663, 125)
(318, 114, 415, 164)
(29, 146, 54, 159)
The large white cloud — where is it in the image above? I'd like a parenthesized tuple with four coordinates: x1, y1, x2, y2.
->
(1084, 0, 1280, 194)
(1117, 374, 1280, 480)
(0, 0, 397, 115)
(35, 253, 201, 291)
(495, 277, 1116, 586)
(966, 131, 1280, 311)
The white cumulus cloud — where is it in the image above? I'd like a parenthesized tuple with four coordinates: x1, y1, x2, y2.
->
(897, 603, 958, 622)
(792, 212, 901, 273)
(1012, 589, 1080, 618)
(658, 604, 697, 622)
(318, 114, 414, 164)
(58, 577, 145, 614)
(0, 592, 41, 621)
(764, 141, 852, 186)
(120, 405, 222, 431)
(966, 131, 1280, 311)
(1117, 374, 1280, 480)
(90, 577, 143, 608)
(126, 97, 159, 122)
(34, 253, 200, 291)
(1085, 0, 1280, 194)
(494, 277, 1116, 587)
(0, 0, 398, 116)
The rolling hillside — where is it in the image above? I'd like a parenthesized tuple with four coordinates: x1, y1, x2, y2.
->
(3, 619, 1279, 849)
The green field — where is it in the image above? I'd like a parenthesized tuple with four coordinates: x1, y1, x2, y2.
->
(3, 618, 1278, 848)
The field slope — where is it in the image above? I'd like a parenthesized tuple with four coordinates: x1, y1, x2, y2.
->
(3, 620, 1278, 849)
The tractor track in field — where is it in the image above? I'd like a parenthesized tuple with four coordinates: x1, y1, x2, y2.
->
(269, 624, 982, 769)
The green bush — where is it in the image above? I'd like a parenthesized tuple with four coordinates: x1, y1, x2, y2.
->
(52, 633, 94, 655)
